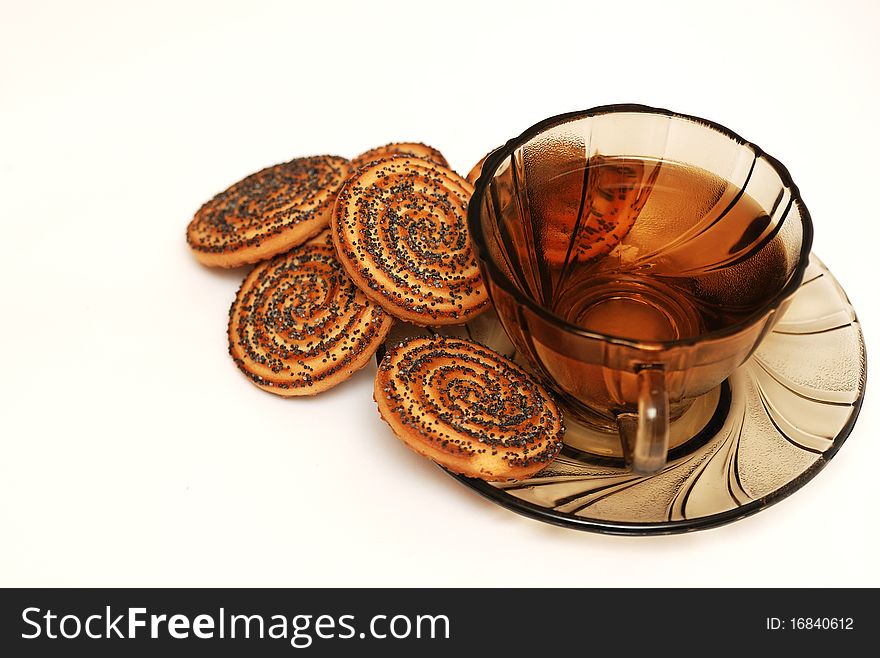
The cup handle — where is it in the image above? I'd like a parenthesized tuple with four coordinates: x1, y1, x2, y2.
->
(615, 366, 669, 474)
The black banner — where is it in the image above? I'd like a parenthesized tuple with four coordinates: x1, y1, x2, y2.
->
(0, 588, 868, 656)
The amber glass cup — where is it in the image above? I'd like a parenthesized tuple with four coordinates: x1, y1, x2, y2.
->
(468, 105, 813, 474)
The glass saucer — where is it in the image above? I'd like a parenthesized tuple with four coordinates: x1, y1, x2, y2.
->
(379, 255, 866, 535)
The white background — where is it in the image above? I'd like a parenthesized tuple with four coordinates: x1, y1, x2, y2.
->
(1, 0, 877, 587)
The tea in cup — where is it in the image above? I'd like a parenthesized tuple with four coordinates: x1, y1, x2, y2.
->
(468, 105, 813, 473)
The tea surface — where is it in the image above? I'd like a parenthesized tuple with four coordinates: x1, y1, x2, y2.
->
(523, 156, 790, 341)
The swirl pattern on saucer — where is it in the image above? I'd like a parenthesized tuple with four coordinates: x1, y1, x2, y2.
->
(228, 233, 393, 395)
(379, 257, 865, 533)
(332, 157, 489, 325)
(188, 155, 351, 267)
(375, 336, 565, 481)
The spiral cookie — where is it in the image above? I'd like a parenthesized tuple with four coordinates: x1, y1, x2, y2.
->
(228, 231, 393, 395)
(351, 142, 449, 170)
(188, 155, 351, 268)
(375, 336, 564, 481)
(332, 157, 489, 325)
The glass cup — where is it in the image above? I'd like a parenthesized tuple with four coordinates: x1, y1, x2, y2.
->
(468, 105, 813, 474)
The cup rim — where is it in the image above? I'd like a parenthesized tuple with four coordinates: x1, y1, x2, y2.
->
(467, 103, 815, 350)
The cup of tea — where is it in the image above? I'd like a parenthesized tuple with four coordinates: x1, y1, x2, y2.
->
(467, 104, 813, 474)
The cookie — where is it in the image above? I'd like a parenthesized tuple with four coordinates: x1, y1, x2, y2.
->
(332, 156, 489, 325)
(375, 336, 564, 481)
(228, 231, 393, 395)
(188, 155, 351, 267)
(351, 142, 449, 170)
